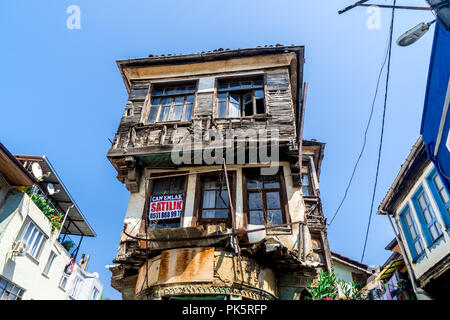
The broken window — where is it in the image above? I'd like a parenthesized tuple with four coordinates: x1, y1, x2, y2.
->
(198, 173, 233, 226)
(147, 84, 196, 123)
(148, 176, 186, 230)
(217, 78, 265, 118)
(244, 168, 287, 227)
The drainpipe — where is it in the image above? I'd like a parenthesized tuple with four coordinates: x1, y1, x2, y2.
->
(384, 211, 432, 300)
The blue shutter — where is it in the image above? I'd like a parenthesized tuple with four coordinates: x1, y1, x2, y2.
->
(426, 168, 450, 229)
(398, 205, 419, 261)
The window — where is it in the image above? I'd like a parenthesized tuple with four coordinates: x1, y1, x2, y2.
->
(399, 205, 425, 261)
(21, 220, 46, 259)
(427, 169, 450, 228)
(244, 168, 287, 227)
(217, 78, 265, 118)
(0, 276, 25, 300)
(198, 173, 233, 226)
(43, 251, 57, 276)
(59, 275, 68, 290)
(91, 287, 100, 300)
(147, 84, 195, 123)
(69, 277, 82, 298)
(149, 176, 186, 230)
(301, 163, 313, 196)
(412, 187, 443, 244)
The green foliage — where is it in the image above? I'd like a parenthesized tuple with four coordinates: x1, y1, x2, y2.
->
(25, 187, 63, 232)
(304, 270, 367, 300)
(62, 240, 75, 251)
(305, 270, 338, 300)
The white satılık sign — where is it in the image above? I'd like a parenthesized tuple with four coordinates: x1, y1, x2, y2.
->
(149, 194, 183, 220)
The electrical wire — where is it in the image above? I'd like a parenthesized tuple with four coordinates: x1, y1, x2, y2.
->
(361, 0, 397, 263)
(327, 14, 392, 227)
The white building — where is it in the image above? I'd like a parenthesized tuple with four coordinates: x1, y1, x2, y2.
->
(64, 255, 103, 300)
(378, 137, 450, 299)
(0, 143, 100, 300)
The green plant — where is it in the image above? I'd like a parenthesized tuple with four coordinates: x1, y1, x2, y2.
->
(305, 270, 339, 300)
(304, 270, 367, 300)
(62, 240, 75, 251)
(25, 187, 63, 232)
(337, 280, 367, 300)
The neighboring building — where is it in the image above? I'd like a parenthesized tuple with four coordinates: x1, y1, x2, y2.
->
(0, 143, 99, 300)
(420, 19, 450, 195)
(364, 238, 416, 300)
(377, 137, 450, 299)
(65, 254, 103, 300)
(331, 251, 372, 286)
(107, 45, 333, 300)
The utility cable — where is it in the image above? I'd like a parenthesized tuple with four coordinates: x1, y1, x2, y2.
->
(361, 0, 396, 263)
(328, 15, 392, 227)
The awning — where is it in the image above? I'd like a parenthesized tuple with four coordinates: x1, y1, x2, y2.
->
(376, 259, 405, 281)
(14, 155, 96, 237)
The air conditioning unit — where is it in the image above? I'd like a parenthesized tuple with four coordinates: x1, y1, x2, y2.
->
(12, 241, 28, 256)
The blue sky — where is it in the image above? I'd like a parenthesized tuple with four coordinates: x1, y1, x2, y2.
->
(0, 1, 436, 299)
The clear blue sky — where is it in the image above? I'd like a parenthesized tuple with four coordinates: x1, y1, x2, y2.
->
(0, 1, 435, 300)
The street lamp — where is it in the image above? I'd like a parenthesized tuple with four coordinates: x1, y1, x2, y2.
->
(397, 20, 436, 46)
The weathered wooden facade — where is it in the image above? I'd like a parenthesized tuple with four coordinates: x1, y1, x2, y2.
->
(107, 45, 332, 300)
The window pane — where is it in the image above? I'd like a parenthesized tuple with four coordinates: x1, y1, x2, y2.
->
(203, 191, 215, 209)
(253, 80, 263, 87)
(263, 175, 280, 189)
(202, 210, 216, 219)
(229, 94, 240, 118)
(175, 86, 186, 93)
(218, 83, 229, 90)
(267, 210, 283, 226)
(186, 95, 194, 103)
(22, 223, 34, 243)
(186, 85, 196, 92)
(174, 96, 185, 105)
(183, 104, 193, 121)
(249, 211, 265, 225)
(214, 209, 228, 219)
(151, 97, 161, 106)
(218, 93, 228, 101)
(30, 232, 42, 256)
(246, 176, 262, 189)
(218, 101, 227, 118)
(249, 192, 263, 210)
(153, 88, 164, 96)
(158, 106, 170, 122)
(266, 192, 281, 209)
(165, 87, 176, 95)
(241, 81, 252, 89)
(171, 105, 183, 121)
(153, 179, 171, 195)
(230, 82, 240, 90)
(254, 89, 264, 98)
(216, 191, 229, 208)
(161, 97, 172, 106)
(148, 106, 158, 123)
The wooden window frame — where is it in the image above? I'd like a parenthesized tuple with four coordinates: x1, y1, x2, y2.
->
(215, 77, 266, 119)
(301, 160, 314, 197)
(242, 167, 290, 228)
(142, 172, 189, 231)
(194, 171, 235, 228)
(146, 82, 197, 124)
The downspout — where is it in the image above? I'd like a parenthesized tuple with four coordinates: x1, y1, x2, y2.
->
(384, 211, 432, 300)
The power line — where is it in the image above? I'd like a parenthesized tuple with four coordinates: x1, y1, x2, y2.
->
(361, 0, 397, 263)
(327, 19, 392, 228)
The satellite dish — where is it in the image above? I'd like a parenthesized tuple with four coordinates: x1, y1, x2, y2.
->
(397, 20, 435, 47)
(31, 162, 43, 179)
(47, 183, 55, 195)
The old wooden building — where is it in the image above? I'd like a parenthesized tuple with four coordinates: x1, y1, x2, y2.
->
(107, 45, 332, 300)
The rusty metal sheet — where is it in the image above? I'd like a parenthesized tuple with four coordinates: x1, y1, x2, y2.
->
(158, 247, 214, 284)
